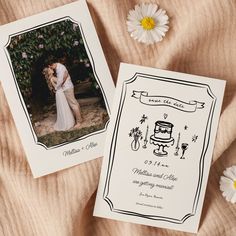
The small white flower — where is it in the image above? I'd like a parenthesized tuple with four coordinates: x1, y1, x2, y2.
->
(73, 23, 78, 31)
(34, 122, 41, 127)
(61, 31, 65, 36)
(22, 52, 27, 59)
(39, 44, 44, 49)
(219, 165, 236, 203)
(38, 35, 44, 39)
(73, 40, 79, 46)
(127, 3, 169, 44)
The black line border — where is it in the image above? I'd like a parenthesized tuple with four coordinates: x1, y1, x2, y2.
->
(3, 16, 111, 150)
(103, 72, 217, 224)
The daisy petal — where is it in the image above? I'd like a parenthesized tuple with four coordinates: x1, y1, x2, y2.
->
(220, 176, 233, 184)
(154, 27, 165, 37)
(224, 189, 235, 201)
(157, 25, 169, 33)
(155, 9, 165, 18)
(230, 192, 236, 203)
(131, 28, 143, 40)
(133, 5, 143, 21)
(224, 168, 236, 181)
(220, 182, 232, 192)
(231, 165, 236, 177)
(141, 3, 149, 17)
(146, 31, 154, 44)
(139, 30, 148, 43)
(147, 4, 158, 17)
(151, 29, 162, 42)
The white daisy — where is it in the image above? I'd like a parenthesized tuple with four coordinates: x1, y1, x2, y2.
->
(127, 3, 169, 45)
(219, 165, 236, 203)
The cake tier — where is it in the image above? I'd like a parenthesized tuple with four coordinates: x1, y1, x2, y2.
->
(154, 132, 171, 140)
(154, 121, 174, 140)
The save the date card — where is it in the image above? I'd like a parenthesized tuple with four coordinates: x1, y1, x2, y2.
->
(94, 63, 225, 233)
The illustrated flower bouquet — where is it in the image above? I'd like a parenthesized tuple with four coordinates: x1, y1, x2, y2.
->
(129, 127, 143, 151)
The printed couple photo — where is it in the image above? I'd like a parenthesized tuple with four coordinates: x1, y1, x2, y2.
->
(7, 19, 109, 148)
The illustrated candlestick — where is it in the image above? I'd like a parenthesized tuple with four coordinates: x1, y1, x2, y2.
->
(174, 132, 180, 156)
(143, 125, 149, 149)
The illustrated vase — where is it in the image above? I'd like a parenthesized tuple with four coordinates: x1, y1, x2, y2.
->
(131, 137, 140, 151)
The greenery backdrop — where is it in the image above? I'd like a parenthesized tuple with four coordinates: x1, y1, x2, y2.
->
(7, 19, 100, 108)
(6, 19, 108, 148)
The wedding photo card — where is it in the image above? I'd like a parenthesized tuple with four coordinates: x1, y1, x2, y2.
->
(94, 63, 225, 233)
(0, 0, 114, 177)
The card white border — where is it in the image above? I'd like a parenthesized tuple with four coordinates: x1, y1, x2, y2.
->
(0, 0, 115, 177)
(94, 63, 225, 233)
(103, 72, 217, 223)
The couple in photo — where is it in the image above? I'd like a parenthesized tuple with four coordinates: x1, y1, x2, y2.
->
(43, 58, 83, 131)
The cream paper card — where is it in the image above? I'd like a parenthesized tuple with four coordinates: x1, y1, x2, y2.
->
(0, 0, 114, 177)
(94, 63, 225, 233)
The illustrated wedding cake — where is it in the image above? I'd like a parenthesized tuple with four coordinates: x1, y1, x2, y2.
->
(153, 121, 174, 141)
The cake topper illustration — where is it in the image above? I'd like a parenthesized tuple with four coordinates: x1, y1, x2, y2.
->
(150, 121, 175, 157)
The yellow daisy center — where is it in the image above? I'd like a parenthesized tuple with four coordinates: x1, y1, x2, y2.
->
(141, 17, 156, 30)
(234, 180, 236, 189)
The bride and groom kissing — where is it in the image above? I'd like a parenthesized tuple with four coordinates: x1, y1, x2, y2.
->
(43, 57, 83, 131)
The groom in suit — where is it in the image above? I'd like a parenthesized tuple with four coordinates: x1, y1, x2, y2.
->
(46, 57, 83, 128)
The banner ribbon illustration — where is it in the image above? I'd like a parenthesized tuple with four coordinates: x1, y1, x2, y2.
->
(132, 91, 205, 113)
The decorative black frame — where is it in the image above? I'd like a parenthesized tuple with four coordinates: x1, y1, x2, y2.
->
(4, 16, 110, 150)
(103, 73, 216, 224)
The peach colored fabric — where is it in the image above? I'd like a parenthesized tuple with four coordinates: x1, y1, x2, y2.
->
(0, 0, 236, 235)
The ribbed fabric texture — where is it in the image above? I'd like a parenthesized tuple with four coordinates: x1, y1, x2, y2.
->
(0, 0, 236, 235)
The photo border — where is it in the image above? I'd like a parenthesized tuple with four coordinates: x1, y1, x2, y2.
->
(4, 16, 110, 150)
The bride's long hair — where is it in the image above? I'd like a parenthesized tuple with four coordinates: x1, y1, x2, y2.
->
(42, 67, 55, 93)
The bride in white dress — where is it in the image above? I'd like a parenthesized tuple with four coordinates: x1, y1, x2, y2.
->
(44, 68, 75, 131)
